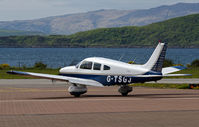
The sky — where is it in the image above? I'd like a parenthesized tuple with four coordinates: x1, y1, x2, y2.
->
(0, 0, 199, 21)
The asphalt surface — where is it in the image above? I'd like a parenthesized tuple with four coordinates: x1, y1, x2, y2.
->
(0, 79, 199, 127)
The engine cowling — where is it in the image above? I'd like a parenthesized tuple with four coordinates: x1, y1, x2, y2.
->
(68, 84, 87, 97)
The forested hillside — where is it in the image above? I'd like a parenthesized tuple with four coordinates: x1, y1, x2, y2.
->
(0, 29, 44, 37)
(0, 3, 199, 35)
(0, 14, 199, 48)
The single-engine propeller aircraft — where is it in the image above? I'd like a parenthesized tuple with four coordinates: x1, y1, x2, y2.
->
(7, 42, 191, 97)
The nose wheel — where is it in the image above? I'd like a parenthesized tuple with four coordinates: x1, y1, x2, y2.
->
(118, 85, 133, 96)
(68, 84, 87, 97)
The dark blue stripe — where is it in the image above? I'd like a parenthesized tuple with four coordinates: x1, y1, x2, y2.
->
(173, 66, 186, 70)
(59, 73, 162, 86)
(144, 71, 162, 75)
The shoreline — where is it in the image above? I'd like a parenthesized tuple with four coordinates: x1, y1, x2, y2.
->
(1, 46, 199, 49)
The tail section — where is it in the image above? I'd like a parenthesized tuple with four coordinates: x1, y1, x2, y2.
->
(143, 42, 167, 72)
(162, 66, 186, 75)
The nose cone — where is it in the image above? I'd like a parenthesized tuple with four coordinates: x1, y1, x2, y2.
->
(59, 66, 76, 74)
(59, 68, 65, 73)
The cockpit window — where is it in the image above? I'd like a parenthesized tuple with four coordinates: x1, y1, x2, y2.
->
(103, 65, 110, 70)
(93, 63, 101, 70)
(80, 61, 93, 69)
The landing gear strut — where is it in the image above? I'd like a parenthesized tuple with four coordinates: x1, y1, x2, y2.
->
(118, 85, 133, 96)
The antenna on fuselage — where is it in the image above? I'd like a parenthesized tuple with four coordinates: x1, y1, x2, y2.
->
(133, 57, 137, 63)
(118, 54, 125, 61)
(118, 44, 132, 61)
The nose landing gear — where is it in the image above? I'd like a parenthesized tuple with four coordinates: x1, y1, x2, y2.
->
(118, 85, 133, 96)
(68, 84, 87, 97)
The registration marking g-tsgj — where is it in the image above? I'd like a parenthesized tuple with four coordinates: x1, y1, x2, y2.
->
(106, 76, 131, 83)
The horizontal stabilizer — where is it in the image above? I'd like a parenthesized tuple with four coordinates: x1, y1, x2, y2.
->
(162, 66, 186, 74)
(162, 74, 192, 77)
(7, 70, 104, 87)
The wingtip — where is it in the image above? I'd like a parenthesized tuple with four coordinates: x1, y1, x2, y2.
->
(6, 70, 12, 74)
(7, 70, 15, 74)
(173, 66, 187, 70)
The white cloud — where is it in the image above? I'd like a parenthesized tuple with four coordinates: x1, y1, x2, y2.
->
(0, 0, 199, 21)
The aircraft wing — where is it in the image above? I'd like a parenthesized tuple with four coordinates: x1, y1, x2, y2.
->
(7, 71, 104, 87)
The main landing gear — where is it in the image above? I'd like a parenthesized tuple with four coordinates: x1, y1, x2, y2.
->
(118, 85, 133, 96)
(68, 84, 87, 97)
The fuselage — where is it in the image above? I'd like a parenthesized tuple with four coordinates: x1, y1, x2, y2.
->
(59, 57, 162, 86)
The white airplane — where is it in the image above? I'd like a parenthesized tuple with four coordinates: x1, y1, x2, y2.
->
(7, 42, 190, 97)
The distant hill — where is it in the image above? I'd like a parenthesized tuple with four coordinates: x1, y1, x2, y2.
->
(0, 3, 199, 35)
(0, 14, 199, 48)
(0, 29, 44, 36)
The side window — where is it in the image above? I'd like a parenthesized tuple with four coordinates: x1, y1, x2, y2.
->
(80, 61, 92, 69)
(93, 63, 101, 70)
(104, 65, 110, 70)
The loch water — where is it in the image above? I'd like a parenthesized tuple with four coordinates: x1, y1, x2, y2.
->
(0, 48, 199, 68)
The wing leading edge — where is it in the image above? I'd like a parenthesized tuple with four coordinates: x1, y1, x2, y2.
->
(7, 71, 104, 87)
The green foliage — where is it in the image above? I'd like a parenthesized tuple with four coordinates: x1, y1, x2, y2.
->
(178, 84, 190, 89)
(190, 59, 199, 67)
(33, 62, 47, 69)
(128, 61, 136, 64)
(0, 64, 10, 70)
(0, 14, 199, 47)
(0, 29, 44, 37)
(163, 59, 174, 67)
(173, 64, 184, 66)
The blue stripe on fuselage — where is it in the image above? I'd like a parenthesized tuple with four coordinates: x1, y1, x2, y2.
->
(59, 73, 162, 86)
(144, 71, 162, 75)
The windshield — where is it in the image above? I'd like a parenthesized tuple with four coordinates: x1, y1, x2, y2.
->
(80, 61, 93, 70)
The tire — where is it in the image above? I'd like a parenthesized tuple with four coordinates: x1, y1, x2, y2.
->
(74, 94, 80, 97)
(122, 93, 128, 96)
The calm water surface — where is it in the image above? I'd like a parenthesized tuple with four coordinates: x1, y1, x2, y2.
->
(0, 48, 199, 68)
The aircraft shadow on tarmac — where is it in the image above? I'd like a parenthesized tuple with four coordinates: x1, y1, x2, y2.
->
(31, 93, 199, 100)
